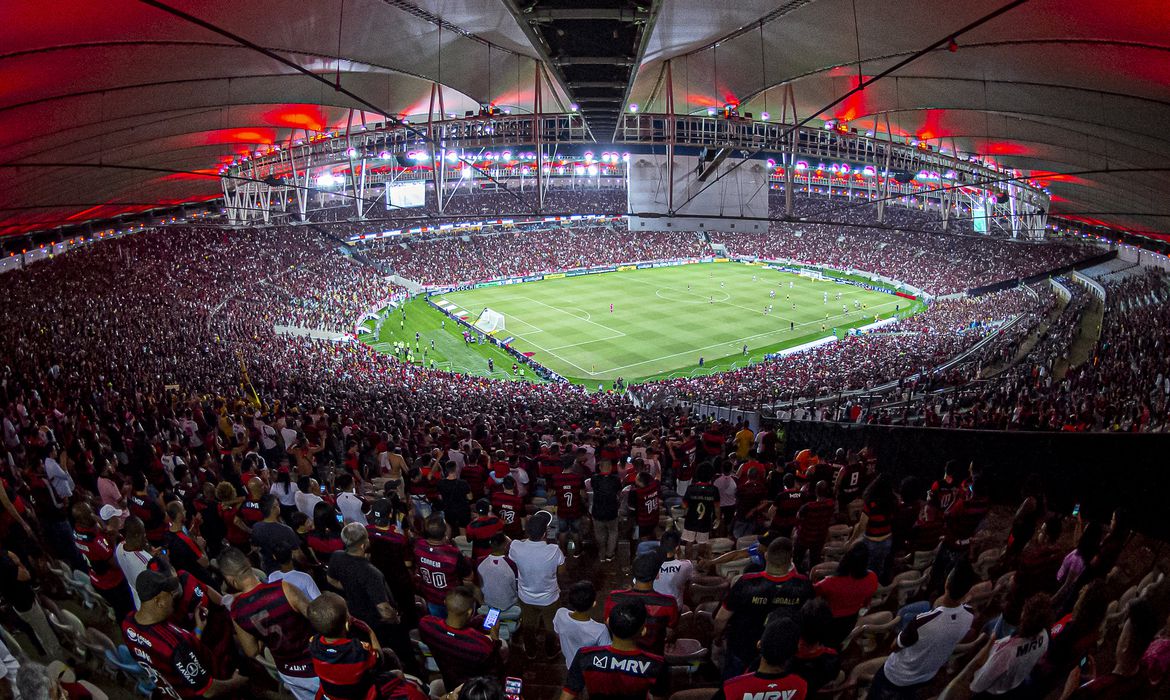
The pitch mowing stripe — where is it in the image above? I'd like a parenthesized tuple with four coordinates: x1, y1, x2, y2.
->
(601, 297, 904, 375)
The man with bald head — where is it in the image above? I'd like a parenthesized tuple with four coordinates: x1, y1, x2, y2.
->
(115, 516, 154, 608)
(418, 586, 504, 690)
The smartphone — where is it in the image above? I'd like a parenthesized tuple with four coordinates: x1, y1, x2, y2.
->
(504, 677, 522, 700)
(336, 513, 344, 523)
(1072, 503, 1081, 517)
(1079, 656, 1088, 669)
(320, 485, 326, 494)
(481, 607, 501, 631)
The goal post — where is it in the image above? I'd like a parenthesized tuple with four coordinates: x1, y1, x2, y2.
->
(474, 308, 506, 335)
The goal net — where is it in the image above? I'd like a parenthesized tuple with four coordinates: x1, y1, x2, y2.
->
(474, 308, 506, 335)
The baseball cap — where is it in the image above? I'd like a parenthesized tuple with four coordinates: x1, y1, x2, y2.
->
(632, 552, 663, 583)
(98, 504, 127, 522)
(135, 568, 180, 603)
(369, 498, 393, 525)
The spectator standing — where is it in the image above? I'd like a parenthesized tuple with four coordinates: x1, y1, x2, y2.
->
(605, 554, 680, 655)
(792, 599, 842, 694)
(714, 618, 807, 700)
(0, 545, 64, 658)
(491, 475, 525, 540)
(414, 515, 473, 618)
(437, 464, 473, 535)
(122, 569, 246, 699)
(419, 587, 504, 691)
(852, 474, 897, 583)
(867, 561, 976, 700)
(968, 593, 1052, 698)
(307, 593, 429, 700)
(714, 461, 738, 534)
(794, 481, 837, 570)
(629, 472, 660, 541)
(553, 582, 611, 670)
(508, 511, 563, 659)
(552, 462, 586, 557)
(715, 537, 813, 678)
(268, 545, 322, 601)
(116, 516, 155, 609)
(814, 542, 879, 648)
(366, 498, 418, 627)
(219, 547, 319, 700)
(559, 600, 669, 700)
(72, 501, 135, 621)
(653, 530, 693, 608)
(589, 460, 622, 563)
(335, 474, 368, 525)
(163, 501, 215, 586)
(327, 523, 418, 675)
(466, 499, 504, 563)
(680, 463, 719, 559)
(251, 494, 304, 573)
(477, 533, 519, 614)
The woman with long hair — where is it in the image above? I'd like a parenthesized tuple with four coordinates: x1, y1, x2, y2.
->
(307, 501, 344, 562)
(851, 473, 898, 582)
(814, 541, 879, 647)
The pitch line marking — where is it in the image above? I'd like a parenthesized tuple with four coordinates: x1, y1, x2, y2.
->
(515, 296, 627, 339)
(601, 297, 905, 375)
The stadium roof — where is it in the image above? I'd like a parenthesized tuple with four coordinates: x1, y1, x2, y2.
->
(2, 0, 1169, 238)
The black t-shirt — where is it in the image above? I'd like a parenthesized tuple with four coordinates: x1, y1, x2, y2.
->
(327, 551, 393, 627)
(590, 473, 622, 521)
(722, 570, 813, 660)
(437, 479, 472, 523)
(251, 521, 302, 573)
(0, 550, 35, 611)
(682, 482, 718, 532)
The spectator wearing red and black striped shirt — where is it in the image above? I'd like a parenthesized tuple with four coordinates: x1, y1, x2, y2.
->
(491, 476, 525, 539)
(794, 481, 837, 570)
(561, 600, 669, 700)
(219, 547, 318, 700)
(71, 502, 133, 620)
(122, 569, 246, 699)
(465, 499, 504, 563)
(307, 592, 428, 700)
(851, 474, 897, 582)
(604, 554, 679, 655)
(418, 587, 503, 691)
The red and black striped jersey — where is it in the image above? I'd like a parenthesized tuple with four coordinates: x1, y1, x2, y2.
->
(465, 515, 504, 561)
(630, 482, 660, 527)
(412, 540, 471, 605)
(73, 525, 124, 590)
(795, 498, 836, 547)
(417, 616, 501, 689)
(552, 472, 586, 519)
(563, 645, 668, 700)
(309, 634, 377, 700)
(715, 671, 807, 700)
(121, 616, 213, 699)
(772, 487, 807, 530)
(228, 581, 314, 677)
(604, 589, 679, 655)
(490, 492, 524, 537)
(128, 492, 169, 544)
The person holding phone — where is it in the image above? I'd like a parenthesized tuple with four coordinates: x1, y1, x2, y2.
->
(419, 587, 504, 691)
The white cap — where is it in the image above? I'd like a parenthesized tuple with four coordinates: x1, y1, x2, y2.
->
(98, 504, 127, 522)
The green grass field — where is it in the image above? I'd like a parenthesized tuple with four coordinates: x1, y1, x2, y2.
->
(416, 262, 921, 385)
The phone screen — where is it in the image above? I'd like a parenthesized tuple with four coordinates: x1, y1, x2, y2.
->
(504, 677, 522, 700)
(1072, 503, 1081, 517)
(336, 513, 344, 523)
(1079, 656, 1088, 669)
(482, 607, 501, 631)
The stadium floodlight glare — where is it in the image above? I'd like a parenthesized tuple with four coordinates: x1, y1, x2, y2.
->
(588, 165, 599, 176)
(761, 112, 770, 121)
(767, 159, 776, 168)
(570, 103, 579, 112)
(574, 165, 586, 175)
(315, 173, 338, 188)
(583, 151, 594, 162)
(628, 103, 638, 113)
(706, 107, 717, 117)
(621, 153, 630, 162)
(378, 151, 390, 159)
(346, 148, 357, 157)
(446, 151, 458, 163)
(502, 151, 512, 160)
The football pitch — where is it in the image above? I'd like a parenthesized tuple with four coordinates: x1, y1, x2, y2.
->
(434, 262, 919, 384)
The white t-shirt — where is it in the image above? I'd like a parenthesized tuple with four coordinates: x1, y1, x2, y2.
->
(336, 492, 368, 525)
(280, 427, 298, 451)
(508, 539, 564, 607)
(553, 608, 611, 669)
(477, 554, 519, 611)
(654, 557, 693, 606)
(970, 630, 1049, 695)
(270, 481, 300, 507)
(116, 544, 154, 608)
(295, 490, 324, 518)
(714, 475, 738, 507)
(268, 569, 322, 601)
(883, 604, 975, 686)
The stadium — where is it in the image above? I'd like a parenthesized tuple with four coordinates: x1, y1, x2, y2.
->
(0, 3, 1169, 700)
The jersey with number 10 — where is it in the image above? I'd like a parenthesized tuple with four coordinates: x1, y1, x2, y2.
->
(552, 472, 586, 519)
